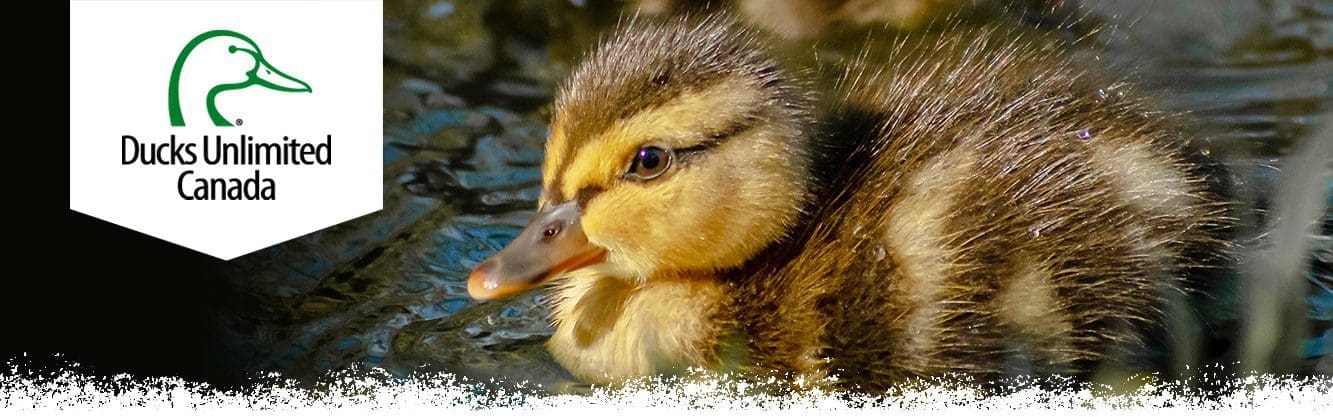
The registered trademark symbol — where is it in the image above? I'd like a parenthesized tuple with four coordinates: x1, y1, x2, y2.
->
(236, 118, 244, 126)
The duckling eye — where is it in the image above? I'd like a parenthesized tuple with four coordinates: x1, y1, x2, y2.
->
(626, 146, 671, 180)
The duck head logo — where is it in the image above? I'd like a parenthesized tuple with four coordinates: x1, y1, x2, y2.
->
(167, 30, 312, 127)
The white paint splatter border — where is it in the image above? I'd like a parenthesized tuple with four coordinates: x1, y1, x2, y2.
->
(3, 363, 1330, 416)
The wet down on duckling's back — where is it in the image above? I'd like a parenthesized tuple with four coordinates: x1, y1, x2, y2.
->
(465, 14, 1231, 392)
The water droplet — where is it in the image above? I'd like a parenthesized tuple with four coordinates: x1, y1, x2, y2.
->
(1200, 148, 1211, 156)
(873, 245, 886, 262)
(1077, 129, 1092, 141)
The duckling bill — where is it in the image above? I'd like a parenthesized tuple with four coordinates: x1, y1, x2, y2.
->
(466, 16, 1229, 391)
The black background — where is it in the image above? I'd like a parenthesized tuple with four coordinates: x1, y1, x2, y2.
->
(5, 210, 233, 384)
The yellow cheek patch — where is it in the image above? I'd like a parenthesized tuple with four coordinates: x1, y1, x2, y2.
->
(578, 177, 682, 275)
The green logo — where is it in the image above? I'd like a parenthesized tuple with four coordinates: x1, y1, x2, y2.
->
(168, 30, 311, 127)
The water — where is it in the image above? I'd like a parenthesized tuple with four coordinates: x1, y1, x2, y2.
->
(216, 0, 1333, 388)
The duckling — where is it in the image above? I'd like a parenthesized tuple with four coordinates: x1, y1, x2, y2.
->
(168, 30, 312, 127)
(465, 15, 1229, 391)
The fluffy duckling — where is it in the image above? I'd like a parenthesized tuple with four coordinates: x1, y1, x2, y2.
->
(466, 15, 1229, 391)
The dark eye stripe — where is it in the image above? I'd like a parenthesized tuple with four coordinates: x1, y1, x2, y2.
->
(676, 114, 759, 162)
(574, 185, 606, 209)
(709, 113, 760, 141)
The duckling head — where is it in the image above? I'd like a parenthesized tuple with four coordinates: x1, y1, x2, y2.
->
(469, 16, 811, 300)
(168, 30, 312, 127)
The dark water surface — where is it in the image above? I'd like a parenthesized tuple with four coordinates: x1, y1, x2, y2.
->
(214, 0, 1333, 389)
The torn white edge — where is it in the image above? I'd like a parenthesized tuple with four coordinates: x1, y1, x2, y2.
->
(3, 364, 1330, 417)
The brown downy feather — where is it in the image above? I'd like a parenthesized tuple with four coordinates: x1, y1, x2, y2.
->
(728, 27, 1231, 391)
